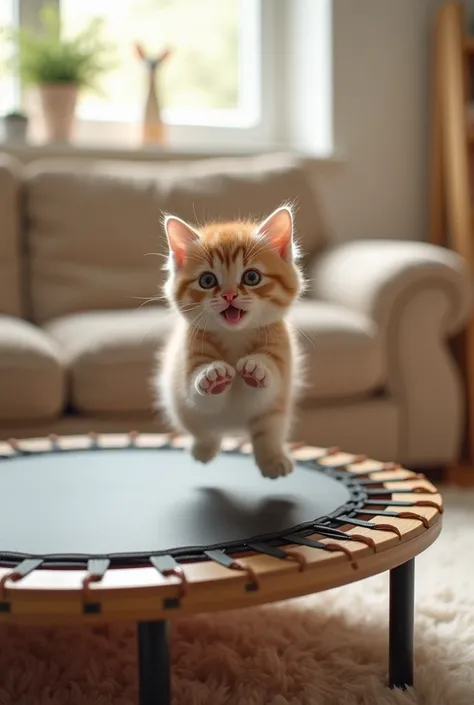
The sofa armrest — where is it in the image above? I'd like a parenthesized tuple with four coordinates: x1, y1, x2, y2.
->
(311, 240, 473, 465)
(311, 239, 472, 337)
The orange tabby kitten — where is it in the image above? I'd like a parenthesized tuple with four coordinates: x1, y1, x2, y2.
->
(156, 206, 304, 478)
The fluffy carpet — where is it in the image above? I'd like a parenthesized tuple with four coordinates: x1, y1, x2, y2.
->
(0, 486, 472, 705)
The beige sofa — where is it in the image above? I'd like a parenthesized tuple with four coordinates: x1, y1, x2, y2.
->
(0, 151, 471, 466)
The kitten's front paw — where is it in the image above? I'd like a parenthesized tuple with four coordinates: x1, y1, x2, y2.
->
(237, 357, 271, 388)
(194, 361, 235, 395)
(257, 452, 294, 479)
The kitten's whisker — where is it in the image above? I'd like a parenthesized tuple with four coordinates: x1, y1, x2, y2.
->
(188, 322, 202, 352)
(288, 321, 318, 349)
(133, 294, 166, 301)
(134, 296, 165, 310)
(196, 238, 213, 266)
(190, 321, 206, 353)
(245, 234, 268, 261)
(144, 252, 168, 260)
(140, 322, 172, 345)
(191, 253, 211, 266)
(201, 314, 209, 356)
(177, 303, 201, 313)
(188, 311, 208, 349)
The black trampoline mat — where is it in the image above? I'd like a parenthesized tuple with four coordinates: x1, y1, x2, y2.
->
(0, 448, 351, 558)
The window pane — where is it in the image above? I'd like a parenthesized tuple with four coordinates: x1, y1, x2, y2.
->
(0, 0, 17, 114)
(61, 0, 242, 122)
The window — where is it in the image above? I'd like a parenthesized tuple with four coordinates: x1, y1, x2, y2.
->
(1, 0, 333, 156)
(0, 0, 18, 115)
(61, 0, 261, 129)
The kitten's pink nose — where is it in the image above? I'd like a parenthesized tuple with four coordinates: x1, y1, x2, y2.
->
(222, 291, 237, 303)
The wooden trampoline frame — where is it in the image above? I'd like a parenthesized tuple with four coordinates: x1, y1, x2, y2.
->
(0, 433, 443, 704)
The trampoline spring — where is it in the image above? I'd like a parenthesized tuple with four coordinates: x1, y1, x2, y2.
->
(282, 550, 307, 572)
(283, 535, 357, 568)
(0, 558, 42, 599)
(0, 573, 20, 600)
(231, 560, 260, 591)
(322, 543, 358, 569)
(150, 555, 189, 600)
(409, 486, 438, 494)
(396, 512, 430, 529)
(370, 523, 403, 540)
(275, 547, 307, 570)
(82, 559, 110, 590)
(205, 551, 259, 591)
(247, 542, 307, 572)
(346, 534, 377, 553)
(415, 500, 443, 514)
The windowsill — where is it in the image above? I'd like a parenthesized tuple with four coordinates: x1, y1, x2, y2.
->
(0, 138, 342, 163)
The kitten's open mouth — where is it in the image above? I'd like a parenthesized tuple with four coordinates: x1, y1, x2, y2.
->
(221, 305, 246, 324)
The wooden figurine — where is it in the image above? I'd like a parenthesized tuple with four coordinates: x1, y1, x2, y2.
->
(135, 43, 171, 146)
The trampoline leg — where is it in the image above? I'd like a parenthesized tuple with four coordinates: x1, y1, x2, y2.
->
(137, 620, 170, 705)
(389, 558, 415, 689)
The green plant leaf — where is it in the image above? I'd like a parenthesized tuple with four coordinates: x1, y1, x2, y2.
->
(3, 2, 115, 89)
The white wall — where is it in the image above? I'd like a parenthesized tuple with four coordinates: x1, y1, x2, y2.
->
(314, 0, 440, 243)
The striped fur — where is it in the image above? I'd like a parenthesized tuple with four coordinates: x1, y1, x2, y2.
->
(155, 206, 305, 478)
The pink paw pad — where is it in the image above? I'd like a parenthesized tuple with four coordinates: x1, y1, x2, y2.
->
(237, 359, 270, 388)
(195, 362, 235, 395)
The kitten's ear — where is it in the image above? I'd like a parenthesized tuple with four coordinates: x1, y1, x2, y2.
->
(255, 206, 294, 261)
(164, 215, 200, 267)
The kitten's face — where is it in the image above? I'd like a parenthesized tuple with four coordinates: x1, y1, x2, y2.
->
(163, 207, 303, 332)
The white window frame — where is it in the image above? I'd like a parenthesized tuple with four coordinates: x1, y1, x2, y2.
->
(0, 0, 21, 113)
(7, 0, 333, 156)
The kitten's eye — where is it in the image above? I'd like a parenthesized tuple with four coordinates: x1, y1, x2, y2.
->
(242, 269, 261, 286)
(199, 271, 217, 289)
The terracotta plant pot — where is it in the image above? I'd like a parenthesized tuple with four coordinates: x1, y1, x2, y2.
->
(39, 84, 78, 142)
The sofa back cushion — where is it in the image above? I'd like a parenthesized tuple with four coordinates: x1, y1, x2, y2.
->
(0, 155, 22, 317)
(24, 153, 327, 323)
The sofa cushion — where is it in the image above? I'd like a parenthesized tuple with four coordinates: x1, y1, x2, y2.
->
(0, 155, 22, 317)
(45, 302, 384, 415)
(0, 316, 65, 421)
(291, 300, 385, 401)
(45, 308, 173, 414)
(24, 153, 327, 323)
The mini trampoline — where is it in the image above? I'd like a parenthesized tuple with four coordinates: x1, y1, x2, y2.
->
(0, 433, 443, 704)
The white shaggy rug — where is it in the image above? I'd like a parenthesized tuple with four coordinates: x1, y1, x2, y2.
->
(0, 486, 472, 705)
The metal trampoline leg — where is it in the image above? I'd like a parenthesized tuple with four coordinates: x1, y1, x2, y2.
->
(389, 558, 415, 689)
(137, 620, 170, 705)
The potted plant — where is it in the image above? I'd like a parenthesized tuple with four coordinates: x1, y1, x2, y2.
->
(11, 3, 112, 142)
(1, 109, 28, 142)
